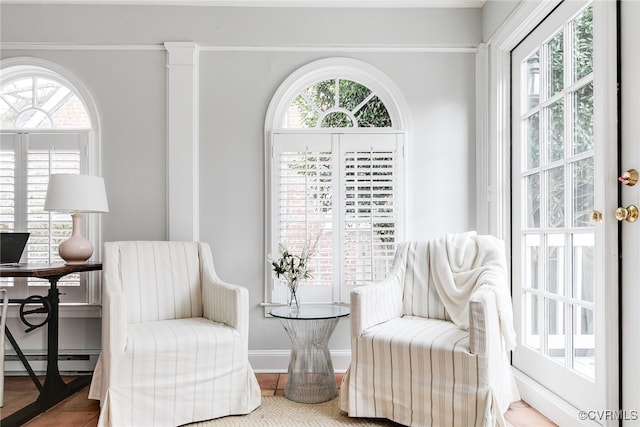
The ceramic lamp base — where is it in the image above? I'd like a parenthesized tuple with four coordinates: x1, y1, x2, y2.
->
(58, 213, 93, 265)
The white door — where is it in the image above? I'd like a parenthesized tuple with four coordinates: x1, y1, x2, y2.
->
(620, 1, 640, 423)
(511, 0, 618, 414)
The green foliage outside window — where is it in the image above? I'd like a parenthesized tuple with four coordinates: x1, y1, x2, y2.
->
(526, 5, 594, 229)
(291, 79, 392, 128)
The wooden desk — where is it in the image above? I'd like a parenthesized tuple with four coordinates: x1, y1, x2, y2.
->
(0, 263, 102, 427)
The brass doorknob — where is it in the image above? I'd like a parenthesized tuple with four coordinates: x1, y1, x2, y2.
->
(615, 205, 639, 223)
(589, 210, 603, 222)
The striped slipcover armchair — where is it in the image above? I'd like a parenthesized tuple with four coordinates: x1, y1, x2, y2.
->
(340, 232, 520, 427)
(89, 241, 261, 427)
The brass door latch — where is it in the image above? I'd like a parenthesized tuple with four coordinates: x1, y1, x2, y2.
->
(615, 205, 639, 223)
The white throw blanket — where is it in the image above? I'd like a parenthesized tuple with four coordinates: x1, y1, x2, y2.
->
(429, 231, 517, 350)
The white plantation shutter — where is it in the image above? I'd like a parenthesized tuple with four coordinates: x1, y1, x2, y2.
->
(272, 133, 335, 303)
(271, 132, 404, 304)
(0, 132, 88, 301)
(0, 139, 16, 232)
(341, 134, 400, 301)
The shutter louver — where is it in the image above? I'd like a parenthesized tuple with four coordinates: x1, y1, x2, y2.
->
(27, 147, 81, 287)
(0, 147, 15, 232)
(0, 144, 16, 287)
(278, 149, 333, 287)
(343, 148, 396, 287)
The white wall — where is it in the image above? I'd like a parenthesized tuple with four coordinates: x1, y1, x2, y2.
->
(0, 4, 481, 370)
(481, 0, 520, 42)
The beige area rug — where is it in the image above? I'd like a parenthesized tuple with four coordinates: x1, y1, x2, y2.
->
(187, 396, 401, 426)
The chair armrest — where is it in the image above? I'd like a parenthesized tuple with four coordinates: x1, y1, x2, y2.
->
(350, 273, 403, 337)
(199, 243, 249, 337)
(102, 242, 128, 354)
(202, 275, 249, 336)
(468, 284, 503, 357)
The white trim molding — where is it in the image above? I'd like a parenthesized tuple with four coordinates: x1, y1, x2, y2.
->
(512, 369, 601, 427)
(164, 42, 200, 241)
(0, 42, 478, 54)
(249, 349, 351, 373)
(0, 0, 486, 8)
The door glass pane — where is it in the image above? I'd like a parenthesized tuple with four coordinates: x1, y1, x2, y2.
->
(546, 166, 565, 228)
(526, 51, 540, 109)
(525, 173, 540, 228)
(547, 30, 564, 97)
(572, 157, 594, 227)
(525, 234, 541, 290)
(573, 304, 595, 378)
(524, 292, 541, 351)
(546, 298, 565, 365)
(573, 82, 594, 155)
(547, 233, 565, 295)
(572, 6, 593, 83)
(547, 99, 565, 162)
(526, 112, 540, 168)
(572, 233, 594, 303)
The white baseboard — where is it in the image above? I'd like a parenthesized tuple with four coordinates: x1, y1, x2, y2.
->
(4, 348, 351, 376)
(512, 368, 600, 427)
(249, 349, 351, 373)
(4, 349, 100, 375)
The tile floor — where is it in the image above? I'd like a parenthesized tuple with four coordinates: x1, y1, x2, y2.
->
(0, 374, 556, 426)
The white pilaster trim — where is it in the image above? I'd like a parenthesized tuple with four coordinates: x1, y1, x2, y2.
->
(475, 43, 489, 235)
(164, 42, 199, 241)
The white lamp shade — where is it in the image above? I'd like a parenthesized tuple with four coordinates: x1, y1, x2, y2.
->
(44, 174, 109, 213)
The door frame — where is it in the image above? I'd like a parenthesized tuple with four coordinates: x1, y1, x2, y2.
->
(478, 0, 619, 425)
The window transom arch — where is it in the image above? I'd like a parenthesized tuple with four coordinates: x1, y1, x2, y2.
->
(267, 57, 407, 132)
(0, 64, 92, 130)
(265, 58, 408, 307)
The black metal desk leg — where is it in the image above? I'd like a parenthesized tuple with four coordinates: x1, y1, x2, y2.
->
(1, 276, 91, 427)
(4, 325, 42, 392)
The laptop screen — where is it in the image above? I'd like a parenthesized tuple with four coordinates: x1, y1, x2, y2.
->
(0, 232, 30, 265)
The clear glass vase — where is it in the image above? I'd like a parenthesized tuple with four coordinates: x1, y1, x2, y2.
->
(287, 282, 300, 309)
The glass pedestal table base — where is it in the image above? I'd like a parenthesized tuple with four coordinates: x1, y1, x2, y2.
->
(269, 304, 350, 403)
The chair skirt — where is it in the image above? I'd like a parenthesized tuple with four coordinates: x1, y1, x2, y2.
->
(91, 317, 261, 427)
(340, 316, 516, 427)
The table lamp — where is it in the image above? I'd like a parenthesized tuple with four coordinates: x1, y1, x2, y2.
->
(44, 174, 109, 265)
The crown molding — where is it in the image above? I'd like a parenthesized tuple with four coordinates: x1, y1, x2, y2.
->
(0, 0, 486, 7)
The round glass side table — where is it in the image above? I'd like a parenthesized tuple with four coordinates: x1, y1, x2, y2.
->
(269, 304, 350, 403)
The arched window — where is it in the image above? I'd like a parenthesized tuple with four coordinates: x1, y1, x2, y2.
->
(0, 61, 99, 303)
(265, 58, 407, 305)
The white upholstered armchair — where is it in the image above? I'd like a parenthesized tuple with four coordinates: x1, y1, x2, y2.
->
(89, 241, 261, 427)
(340, 232, 520, 427)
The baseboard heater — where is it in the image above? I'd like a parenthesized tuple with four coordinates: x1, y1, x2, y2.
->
(4, 351, 100, 376)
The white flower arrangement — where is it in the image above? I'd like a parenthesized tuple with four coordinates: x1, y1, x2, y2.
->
(269, 236, 319, 307)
